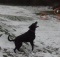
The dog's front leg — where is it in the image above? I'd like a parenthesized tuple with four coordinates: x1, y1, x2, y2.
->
(30, 41, 34, 51)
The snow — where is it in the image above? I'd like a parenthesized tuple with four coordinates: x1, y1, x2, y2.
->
(0, 5, 60, 57)
(0, 5, 36, 18)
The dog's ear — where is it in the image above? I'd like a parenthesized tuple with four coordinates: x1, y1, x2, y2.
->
(29, 23, 33, 28)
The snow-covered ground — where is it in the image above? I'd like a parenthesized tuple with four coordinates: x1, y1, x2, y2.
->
(0, 5, 60, 57)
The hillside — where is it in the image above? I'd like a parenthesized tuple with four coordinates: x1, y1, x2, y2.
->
(0, 5, 60, 57)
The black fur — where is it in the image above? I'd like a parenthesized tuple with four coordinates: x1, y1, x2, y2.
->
(8, 21, 38, 53)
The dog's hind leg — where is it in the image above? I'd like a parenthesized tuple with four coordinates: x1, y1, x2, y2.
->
(16, 42, 22, 52)
(14, 42, 22, 53)
(30, 41, 34, 51)
(14, 47, 16, 53)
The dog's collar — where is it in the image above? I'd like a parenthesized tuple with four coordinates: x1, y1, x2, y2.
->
(30, 30, 35, 33)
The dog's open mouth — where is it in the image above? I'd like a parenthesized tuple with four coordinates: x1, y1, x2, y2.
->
(36, 26, 39, 28)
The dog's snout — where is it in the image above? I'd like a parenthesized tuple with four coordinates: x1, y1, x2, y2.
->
(35, 21, 39, 28)
(35, 21, 37, 24)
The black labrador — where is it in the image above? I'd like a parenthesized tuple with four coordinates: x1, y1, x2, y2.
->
(8, 21, 39, 53)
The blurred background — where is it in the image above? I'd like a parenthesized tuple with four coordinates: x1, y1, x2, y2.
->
(0, 0, 60, 6)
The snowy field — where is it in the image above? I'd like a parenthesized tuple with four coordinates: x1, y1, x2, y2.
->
(0, 5, 60, 57)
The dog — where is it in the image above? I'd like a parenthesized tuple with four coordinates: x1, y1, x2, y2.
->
(8, 21, 39, 53)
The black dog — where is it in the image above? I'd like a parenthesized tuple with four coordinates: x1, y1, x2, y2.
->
(8, 21, 39, 53)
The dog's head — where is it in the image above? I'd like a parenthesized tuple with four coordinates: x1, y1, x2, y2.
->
(29, 21, 39, 30)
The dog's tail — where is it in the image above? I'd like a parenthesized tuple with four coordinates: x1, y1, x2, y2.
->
(8, 35, 14, 41)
